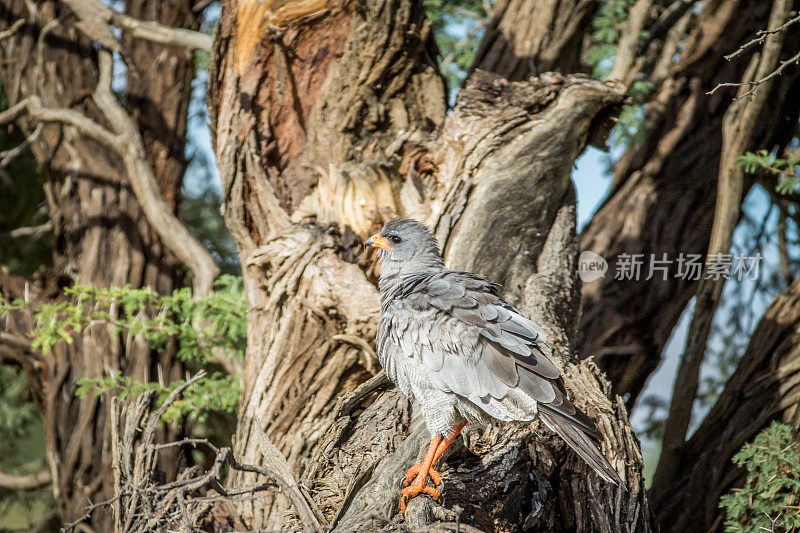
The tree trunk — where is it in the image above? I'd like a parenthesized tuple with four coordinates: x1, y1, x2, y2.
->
(209, 0, 650, 530)
(649, 275, 800, 532)
(576, 0, 800, 403)
(470, 0, 599, 79)
(0, 1, 199, 527)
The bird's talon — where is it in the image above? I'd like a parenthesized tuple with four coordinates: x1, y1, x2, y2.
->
(403, 464, 442, 486)
(401, 483, 441, 504)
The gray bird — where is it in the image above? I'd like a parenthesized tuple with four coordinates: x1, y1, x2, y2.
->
(365, 218, 621, 512)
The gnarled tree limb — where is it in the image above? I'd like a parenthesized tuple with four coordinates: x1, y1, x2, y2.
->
(62, 0, 212, 51)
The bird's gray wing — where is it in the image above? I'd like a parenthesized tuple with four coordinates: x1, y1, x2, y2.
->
(394, 270, 619, 484)
(406, 271, 557, 399)
(409, 271, 603, 439)
(384, 297, 513, 400)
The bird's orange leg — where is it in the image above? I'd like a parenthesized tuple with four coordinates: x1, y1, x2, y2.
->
(432, 422, 466, 465)
(400, 435, 441, 513)
(400, 423, 466, 513)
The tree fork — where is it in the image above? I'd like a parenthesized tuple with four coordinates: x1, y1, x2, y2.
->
(209, 0, 649, 530)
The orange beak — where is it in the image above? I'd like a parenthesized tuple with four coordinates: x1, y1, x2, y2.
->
(365, 233, 392, 251)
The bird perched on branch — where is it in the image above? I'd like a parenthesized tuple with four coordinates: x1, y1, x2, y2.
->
(365, 218, 621, 513)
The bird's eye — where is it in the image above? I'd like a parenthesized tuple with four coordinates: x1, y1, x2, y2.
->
(390, 235, 402, 244)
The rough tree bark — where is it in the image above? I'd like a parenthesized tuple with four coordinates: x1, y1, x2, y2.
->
(649, 275, 800, 532)
(208, 0, 649, 530)
(0, 1, 200, 527)
(576, 0, 800, 403)
(470, 0, 599, 79)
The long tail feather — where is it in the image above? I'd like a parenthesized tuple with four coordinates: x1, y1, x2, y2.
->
(538, 406, 622, 485)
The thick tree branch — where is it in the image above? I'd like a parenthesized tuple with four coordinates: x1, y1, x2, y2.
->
(650, 275, 800, 530)
(0, 469, 52, 490)
(62, 0, 212, 51)
(0, 2, 202, 528)
(0, 43, 221, 297)
(577, 0, 800, 405)
(607, 0, 654, 84)
(209, 0, 647, 530)
(653, 0, 794, 496)
(469, 0, 599, 78)
(92, 50, 219, 295)
(0, 86, 220, 296)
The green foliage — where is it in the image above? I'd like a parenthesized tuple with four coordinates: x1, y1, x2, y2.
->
(736, 149, 800, 195)
(0, 366, 37, 458)
(5, 274, 247, 360)
(0, 275, 246, 424)
(584, 0, 637, 78)
(424, 0, 488, 90)
(75, 371, 239, 425)
(720, 421, 800, 532)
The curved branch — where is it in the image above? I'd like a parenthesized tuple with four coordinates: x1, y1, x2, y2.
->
(92, 51, 219, 296)
(62, 0, 212, 51)
(0, 78, 220, 295)
(0, 469, 52, 490)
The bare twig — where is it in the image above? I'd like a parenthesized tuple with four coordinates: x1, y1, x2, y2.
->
(0, 122, 42, 168)
(73, 372, 295, 532)
(1, 222, 53, 239)
(709, 8, 800, 97)
(725, 12, 800, 60)
(62, 0, 212, 52)
(710, 48, 800, 97)
(0, 468, 52, 490)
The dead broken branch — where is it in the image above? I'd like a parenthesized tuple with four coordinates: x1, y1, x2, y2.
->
(66, 371, 323, 532)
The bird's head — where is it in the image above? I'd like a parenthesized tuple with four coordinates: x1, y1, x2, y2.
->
(365, 219, 444, 275)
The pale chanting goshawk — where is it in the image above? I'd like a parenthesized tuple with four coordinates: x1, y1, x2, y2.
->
(365, 218, 621, 512)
